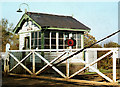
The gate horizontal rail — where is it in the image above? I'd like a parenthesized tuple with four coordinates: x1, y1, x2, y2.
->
(7, 48, 119, 52)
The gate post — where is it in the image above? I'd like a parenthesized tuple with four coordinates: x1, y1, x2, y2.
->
(85, 50, 89, 72)
(113, 50, 117, 82)
(66, 47, 70, 78)
(32, 51, 35, 76)
(4, 43, 10, 76)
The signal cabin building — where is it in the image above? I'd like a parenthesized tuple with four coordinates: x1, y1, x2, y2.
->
(13, 12, 90, 64)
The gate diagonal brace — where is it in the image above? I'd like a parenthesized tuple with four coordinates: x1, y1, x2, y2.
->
(35, 52, 66, 75)
(89, 66, 113, 82)
(79, 56, 113, 82)
(9, 52, 32, 72)
(69, 51, 113, 82)
(34, 52, 66, 78)
(9, 53, 33, 75)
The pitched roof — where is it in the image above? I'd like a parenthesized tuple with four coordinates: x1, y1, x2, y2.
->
(27, 12, 90, 30)
(13, 12, 90, 33)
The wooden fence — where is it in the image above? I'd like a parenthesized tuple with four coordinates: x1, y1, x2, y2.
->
(3, 48, 120, 85)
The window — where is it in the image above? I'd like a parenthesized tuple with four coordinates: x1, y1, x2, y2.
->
(64, 32, 69, 49)
(77, 33, 81, 48)
(31, 31, 82, 49)
(25, 37, 30, 49)
(51, 32, 56, 49)
(31, 31, 41, 49)
(43, 31, 82, 49)
(44, 31, 50, 49)
(58, 32, 70, 49)
(59, 32, 64, 49)
(59, 32, 82, 49)
(72, 33, 76, 49)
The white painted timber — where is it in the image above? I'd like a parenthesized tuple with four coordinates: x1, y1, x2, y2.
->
(85, 50, 97, 72)
(9, 52, 32, 72)
(8, 48, 119, 67)
(18, 21, 40, 34)
(113, 50, 117, 82)
(81, 34, 84, 49)
(9, 53, 33, 74)
(32, 52, 35, 74)
(18, 21, 40, 50)
(35, 52, 66, 75)
(35, 52, 66, 78)
(69, 51, 113, 79)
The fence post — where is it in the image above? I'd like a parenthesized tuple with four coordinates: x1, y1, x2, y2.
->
(85, 50, 89, 72)
(113, 50, 117, 82)
(4, 43, 10, 76)
(32, 51, 35, 75)
(66, 47, 70, 78)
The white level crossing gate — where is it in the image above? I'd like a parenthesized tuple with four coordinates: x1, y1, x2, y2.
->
(4, 48, 120, 85)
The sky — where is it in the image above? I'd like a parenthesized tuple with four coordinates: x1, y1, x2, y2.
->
(0, 0, 119, 45)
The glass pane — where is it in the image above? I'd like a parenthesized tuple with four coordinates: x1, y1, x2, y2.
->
(35, 32, 37, 38)
(59, 39, 63, 45)
(32, 32, 34, 38)
(39, 32, 41, 38)
(59, 32, 63, 38)
(38, 46, 41, 49)
(31, 40, 33, 45)
(51, 32, 56, 38)
(77, 33, 81, 40)
(32, 45, 37, 49)
(51, 39, 56, 45)
(78, 40, 81, 48)
(72, 33, 76, 49)
(45, 46, 50, 49)
(44, 31, 50, 38)
(45, 39, 49, 45)
(35, 39, 37, 45)
(72, 33, 76, 39)
(44, 31, 50, 49)
(35, 45, 37, 49)
(65, 32, 69, 39)
(77, 33, 81, 48)
(51, 46, 56, 49)
(65, 40, 68, 45)
(77, 34, 81, 48)
(59, 46, 63, 49)
(39, 39, 41, 45)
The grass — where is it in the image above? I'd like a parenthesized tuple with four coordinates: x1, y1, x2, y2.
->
(84, 69, 112, 75)
(99, 69, 112, 73)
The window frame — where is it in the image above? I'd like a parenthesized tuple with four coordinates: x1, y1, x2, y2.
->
(31, 31, 83, 49)
(31, 31, 41, 49)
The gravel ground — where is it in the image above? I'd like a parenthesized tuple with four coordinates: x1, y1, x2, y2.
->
(2, 76, 118, 87)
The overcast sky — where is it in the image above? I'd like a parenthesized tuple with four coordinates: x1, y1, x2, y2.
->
(0, 1, 119, 45)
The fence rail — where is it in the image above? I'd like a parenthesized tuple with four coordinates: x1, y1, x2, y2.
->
(7, 48, 119, 52)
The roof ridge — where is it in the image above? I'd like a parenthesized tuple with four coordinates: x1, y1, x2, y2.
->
(27, 11, 72, 18)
